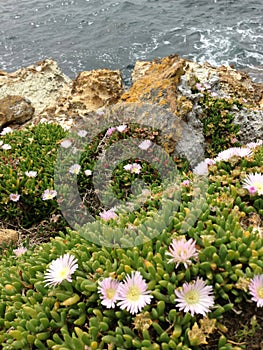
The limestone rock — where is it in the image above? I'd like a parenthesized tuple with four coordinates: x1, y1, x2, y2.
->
(0, 59, 72, 115)
(121, 55, 186, 115)
(0, 95, 34, 129)
(0, 229, 19, 246)
(70, 68, 124, 111)
(233, 108, 263, 144)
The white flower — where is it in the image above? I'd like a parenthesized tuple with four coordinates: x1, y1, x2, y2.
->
(0, 127, 13, 135)
(60, 139, 72, 148)
(117, 271, 153, 314)
(44, 253, 78, 287)
(98, 277, 120, 308)
(77, 130, 88, 137)
(84, 169, 92, 176)
(138, 140, 151, 150)
(175, 278, 214, 316)
(25, 171, 37, 178)
(123, 163, 142, 174)
(69, 164, 81, 175)
(2, 144, 12, 150)
(192, 161, 208, 175)
(42, 189, 57, 200)
(166, 237, 198, 269)
(116, 124, 127, 132)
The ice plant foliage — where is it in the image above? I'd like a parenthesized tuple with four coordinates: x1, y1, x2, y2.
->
(98, 277, 120, 308)
(242, 173, 263, 195)
(166, 237, 198, 268)
(44, 253, 78, 287)
(175, 278, 214, 316)
(117, 271, 153, 314)
(249, 275, 263, 307)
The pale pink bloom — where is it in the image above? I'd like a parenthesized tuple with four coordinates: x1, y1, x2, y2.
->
(84, 169, 92, 176)
(242, 173, 263, 196)
(117, 271, 153, 314)
(42, 189, 57, 200)
(192, 160, 208, 175)
(215, 147, 252, 162)
(231, 137, 238, 144)
(181, 179, 190, 187)
(116, 124, 127, 132)
(99, 209, 118, 221)
(44, 253, 78, 287)
(175, 278, 214, 316)
(0, 127, 13, 135)
(205, 158, 216, 166)
(98, 277, 120, 308)
(211, 92, 218, 97)
(203, 83, 211, 89)
(166, 237, 198, 268)
(60, 139, 72, 148)
(0, 141, 3, 146)
(246, 140, 263, 149)
(69, 163, 81, 175)
(249, 275, 263, 307)
(2, 144, 12, 150)
(77, 130, 88, 137)
(13, 246, 28, 257)
(123, 163, 142, 174)
(196, 83, 204, 91)
(96, 109, 105, 116)
(106, 127, 116, 136)
(138, 140, 151, 150)
(9, 193, 20, 202)
(25, 171, 37, 178)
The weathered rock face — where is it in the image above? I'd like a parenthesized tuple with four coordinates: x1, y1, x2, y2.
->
(121, 55, 186, 116)
(0, 95, 35, 129)
(0, 229, 19, 246)
(0, 59, 72, 115)
(71, 69, 124, 111)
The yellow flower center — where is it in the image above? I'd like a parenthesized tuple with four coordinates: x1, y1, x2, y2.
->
(255, 182, 263, 194)
(106, 288, 116, 300)
(257, 286, 263, 298)
(185, 290, 199, 305)
(57, 267, 69, 280)
(127, 286, 141, 301)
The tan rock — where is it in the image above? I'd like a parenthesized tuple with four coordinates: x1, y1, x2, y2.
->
(70, 68, 124, 111)
(0, 229, 19, 246)
(121, 55, 186, 115)
(0, 95, 34, 129)
(0, 59, 72, 115)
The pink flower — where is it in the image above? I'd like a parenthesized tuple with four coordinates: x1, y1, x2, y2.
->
(98, 277, 120, 308)
(106, 127, 116, 136)
(13, 246, 28, 257)
(9, 193, 20, 202)
(117, 271, 153, 314)
(138, 140, 151, 150)
(196, 83, 204, 91)
(249, 275, 263, 307)
(175, 278, 214, 316)
(123, 163, 142, 174)
(181, 179, 190, 187)
(242, 173, 263, 196)
(44, 253, 78, 287)
(99, 209, 118, 221)
(166, 237, 198, 268)
(0, 127, 13, 135)
(42, 189, 57, 200)
(116, 124, 127, 132)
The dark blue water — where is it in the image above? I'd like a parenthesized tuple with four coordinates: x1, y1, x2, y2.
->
(0, 0, 262, 84)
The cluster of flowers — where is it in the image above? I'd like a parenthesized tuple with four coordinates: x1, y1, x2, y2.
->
(13, 234, 263, 318)
(192, 142, 263, 196)
(9, 187, 57, 202)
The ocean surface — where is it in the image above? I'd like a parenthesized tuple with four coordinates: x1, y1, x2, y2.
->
(0, 0, 262, 84)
